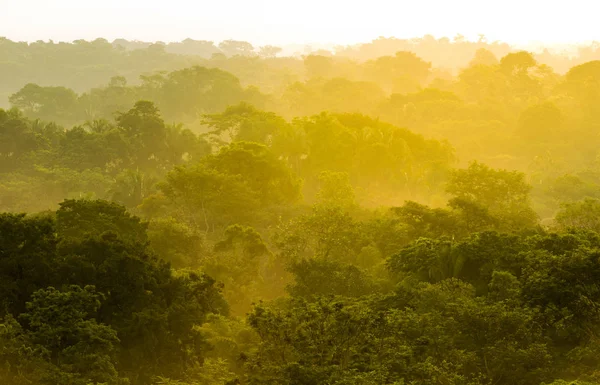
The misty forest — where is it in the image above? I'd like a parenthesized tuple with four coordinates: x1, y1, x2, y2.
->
(4, 35, 600, 385)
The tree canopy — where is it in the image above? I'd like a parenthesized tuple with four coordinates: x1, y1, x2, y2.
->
(4, 34, 600, 385)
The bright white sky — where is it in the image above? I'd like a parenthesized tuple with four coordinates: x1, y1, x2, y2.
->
(1, 0, 598, 47)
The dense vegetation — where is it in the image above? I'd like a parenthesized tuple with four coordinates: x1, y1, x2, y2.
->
(2, 36, 600, 385)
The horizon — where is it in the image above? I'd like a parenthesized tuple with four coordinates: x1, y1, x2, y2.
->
(0, 34, 595, 56)
(3, 0, 600, 49)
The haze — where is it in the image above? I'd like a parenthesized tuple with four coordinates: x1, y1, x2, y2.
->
(8, 1, 600, 385)
(3, 0, 599, 46)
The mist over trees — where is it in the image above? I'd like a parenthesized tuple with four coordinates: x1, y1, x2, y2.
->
(3, 33, 600, 385)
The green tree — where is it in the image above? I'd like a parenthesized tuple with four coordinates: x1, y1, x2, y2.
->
(19, 285, 123, 385)
(315, 171, 357, 209)
(202, 142, 302, 207)
(0, 213, 57, 315)
(205, 225, 274, 315)
(147, 217, 204, 268)
(116, 100, 171, 171)
(56, 199, 148, 245)
(202, 103, 289, 145)
(287, 258, 377, 299)
(0, 108, 41, 172)
(9, 83, 79, 124)
(158, 164, 259, 232)
(446, 162, 538, 229)
(555, 198, 600, 232)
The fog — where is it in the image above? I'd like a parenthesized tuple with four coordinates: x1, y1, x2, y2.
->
(4, 3, 600, 385)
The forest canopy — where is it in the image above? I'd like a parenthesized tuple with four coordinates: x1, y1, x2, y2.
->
(3, 34, 600, 385)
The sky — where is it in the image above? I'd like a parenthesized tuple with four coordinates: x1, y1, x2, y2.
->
(1, 0, 599, 47)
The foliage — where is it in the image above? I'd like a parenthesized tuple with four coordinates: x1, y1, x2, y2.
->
(6, 36, 600, 385)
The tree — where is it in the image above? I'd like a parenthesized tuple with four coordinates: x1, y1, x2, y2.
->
(58, 232, 228, 383)
(274, 205, 367, 264)
(56, 121, 132, 172)
(166, 39, 221, 57)
(555, 198, 600, 233)
(446, 162, 538, 229)
(364, 51, 432, 92)
(562, 60, 600, 121)
(388, 237, 464, 283)
(0, 213, 57, 315)
(152, 66, 254, 122)
(520, 236, 600, 345)
(469, 48, 499, 66)
(457, 61, 509, 102)
(202, 142, 302, 207)
(116, 100, 169, 171)
(315, 171, 356, 209)
(56, 199, 148, 245)
(218, 40, 255, 57)
(283, 78, 386, 116)
(294, 112, 454, 205)
(19, 285, 123, 385)
(304, 55, 334, 78)
(0, 108, 40, 172)
(202, 103, 289, 145)
(205, 225, 274, 315)
(0, 199, 230, 384)
(500, 51, 537, 75)
(389, 231, 529, 290)
(9, 83, 79, 124)
(287, 258, 377, 299)
(158, 164, 259, 232)
(0, 314, 50, 385)
(391, 200, 459, 240)
(246, 298, 385, 385)
(147, 217, 204, 268)
(109, 169, 159, 208)
(259, 45, 282, 58)
(517, 102, 564, 140)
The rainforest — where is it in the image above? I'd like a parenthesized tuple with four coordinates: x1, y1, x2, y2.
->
(2, 34, 600, 385)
